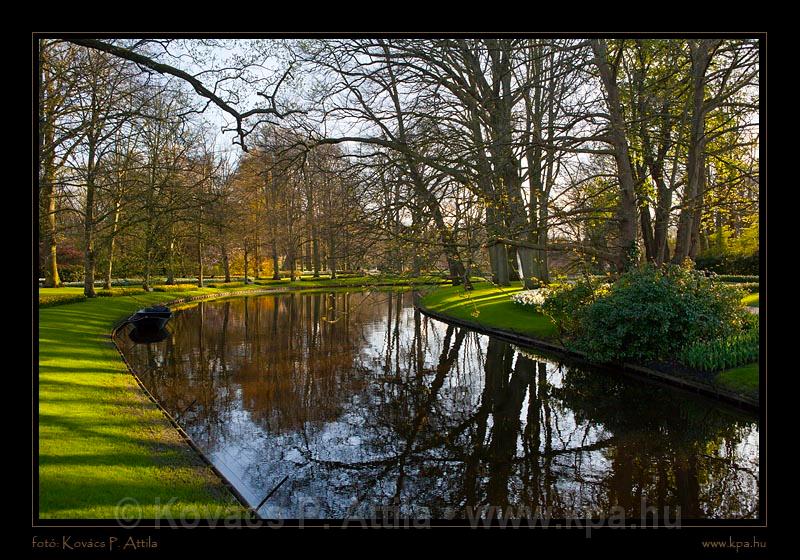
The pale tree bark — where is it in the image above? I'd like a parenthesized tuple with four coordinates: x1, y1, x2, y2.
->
(82, 107, 100, 298)
(104, 193, 122, 289)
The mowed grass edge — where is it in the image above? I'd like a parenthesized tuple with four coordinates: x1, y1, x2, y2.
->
(417, 281, 559, 341)
(38, 288, 250, 519)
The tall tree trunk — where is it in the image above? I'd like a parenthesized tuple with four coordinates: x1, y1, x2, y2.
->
(197, 239, 204, 288)
(41, 160, 60, 288)
(328, 230, 337, 279)
(312, 228, 320, 278)
(494, 41, 535, 288)
(197, 205, 204, 287)
(674, 41, 714, 264)
(288, 246, 296, 281)
(591, 39, 639, 272)
(222, 242, 231, 283)
(39, 43, 61, 288)
(640, 207, 656, 263)
(83, 133, 98, 298)
(243, 239, 249, 283)
(271, 238, 280, 280)
(166, 237, 176, 285)
(83, 182, 97, 298)
(104, 195, 122, 289)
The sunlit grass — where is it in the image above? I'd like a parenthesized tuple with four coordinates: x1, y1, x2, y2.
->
(418, 281, 558, 340)
(38, 289, 247, 519)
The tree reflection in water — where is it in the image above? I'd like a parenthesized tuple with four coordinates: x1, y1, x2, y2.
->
(116, 290, 759, 520)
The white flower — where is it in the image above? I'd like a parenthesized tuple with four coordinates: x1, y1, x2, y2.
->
(511, 288, 549, 308)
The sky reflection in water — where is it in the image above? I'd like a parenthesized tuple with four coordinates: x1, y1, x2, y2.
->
(116, 291, 759, 520)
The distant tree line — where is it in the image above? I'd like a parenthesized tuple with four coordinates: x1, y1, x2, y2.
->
(38, 38, 760, 295)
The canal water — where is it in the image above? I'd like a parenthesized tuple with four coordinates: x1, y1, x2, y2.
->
(115, 290, 759, 520)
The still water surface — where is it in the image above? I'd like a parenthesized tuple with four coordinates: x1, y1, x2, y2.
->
(115, 291, 759, 520)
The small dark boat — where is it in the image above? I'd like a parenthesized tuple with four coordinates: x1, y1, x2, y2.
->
(128, 326, 169, 344)
(128, 305, 172, 331)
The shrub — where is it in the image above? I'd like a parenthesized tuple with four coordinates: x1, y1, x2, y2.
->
(152, 284, 198, 292)
(695, 251, 759, 275)
(539, 279, 611, 339)
(728, 282, 760, 294)
(679, 317, 759, 372)
(39, 294, 86, 308)
(207, 281, 248, 289)
(571, 264, 748, 363)
(96, 287, 148, 297)
(57, 264, 84, 283)
(713, 274, 759, 283)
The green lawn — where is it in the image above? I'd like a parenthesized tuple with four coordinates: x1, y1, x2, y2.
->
(38, 276, 448, 518)
(742, 293, 760, 307)
(38, 288, 248, 519)
(716, 362, 759, 394)
(418, 282, 558, 341)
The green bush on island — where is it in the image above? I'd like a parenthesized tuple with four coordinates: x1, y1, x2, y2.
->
(537, 278, 610, 339)
(542, 264, 749, 364)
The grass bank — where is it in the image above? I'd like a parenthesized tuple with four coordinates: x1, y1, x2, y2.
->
(418, 281, 559, 341)
(38, 287, 254, 518)
(418, 282, 758, 408)
(716, 363, 759, 394)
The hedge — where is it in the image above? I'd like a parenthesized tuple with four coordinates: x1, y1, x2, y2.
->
(695, 252, 759, 275)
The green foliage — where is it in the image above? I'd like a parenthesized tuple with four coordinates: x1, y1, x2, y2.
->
(680, 317, 759, 372)
(96, 287, 148, 297)
(539, 279, 610, 339)
(152, 284, 199, 292)
(702, 221, 760, 258)
(729, 282, 759, 294)
(570, 264, 748, 363)
(57, 264, 84, 283)
(714, 275, 759, 283)
(695, 251, 759, 275)
(206, 282, 249, 289)
(39, 294, 86, 307)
